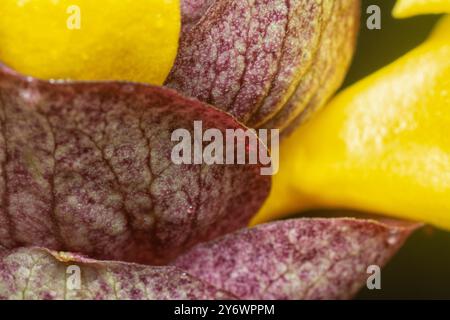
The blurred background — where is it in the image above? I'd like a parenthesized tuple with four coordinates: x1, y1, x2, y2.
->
(314, 0, 450, 299)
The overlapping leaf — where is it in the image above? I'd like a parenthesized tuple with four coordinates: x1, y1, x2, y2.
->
(167, 0, 360, 131)
(0, 219, 417, 300)
(0, 246, 234, 300)
(0, 64, 270, 265)
(174, 218, 417, 299)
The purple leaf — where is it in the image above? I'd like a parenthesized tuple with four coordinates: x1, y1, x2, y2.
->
(0, 246, 235, 300)
(166, 0, 360, 131)
(174, 218, 418, 299)
(0, 218, 418, 300)
(0, 64, 271, 265)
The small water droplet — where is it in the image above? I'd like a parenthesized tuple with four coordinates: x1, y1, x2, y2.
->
(20, 90, 32, 100)
(387, 232, 399, 246)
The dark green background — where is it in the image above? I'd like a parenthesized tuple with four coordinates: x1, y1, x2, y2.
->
(313, 0, 450, 299)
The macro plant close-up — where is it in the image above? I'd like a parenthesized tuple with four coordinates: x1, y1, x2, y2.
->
(0, 0, 449, 304)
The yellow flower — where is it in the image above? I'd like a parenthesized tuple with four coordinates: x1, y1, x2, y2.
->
(393, 0, 450, 18)
(252, 2, 450, 230)
(0, 0, 180, 85)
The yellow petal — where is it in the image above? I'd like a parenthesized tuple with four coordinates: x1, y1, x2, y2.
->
(393, 0, 450, 18)
(252, 15, 450, 230)
(0, 0, 180, 85)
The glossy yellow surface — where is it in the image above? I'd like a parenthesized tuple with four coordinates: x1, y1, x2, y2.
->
(393, 0, 450, 18)
(252, 15, 450, 230)
(0, 0, 180, 85)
